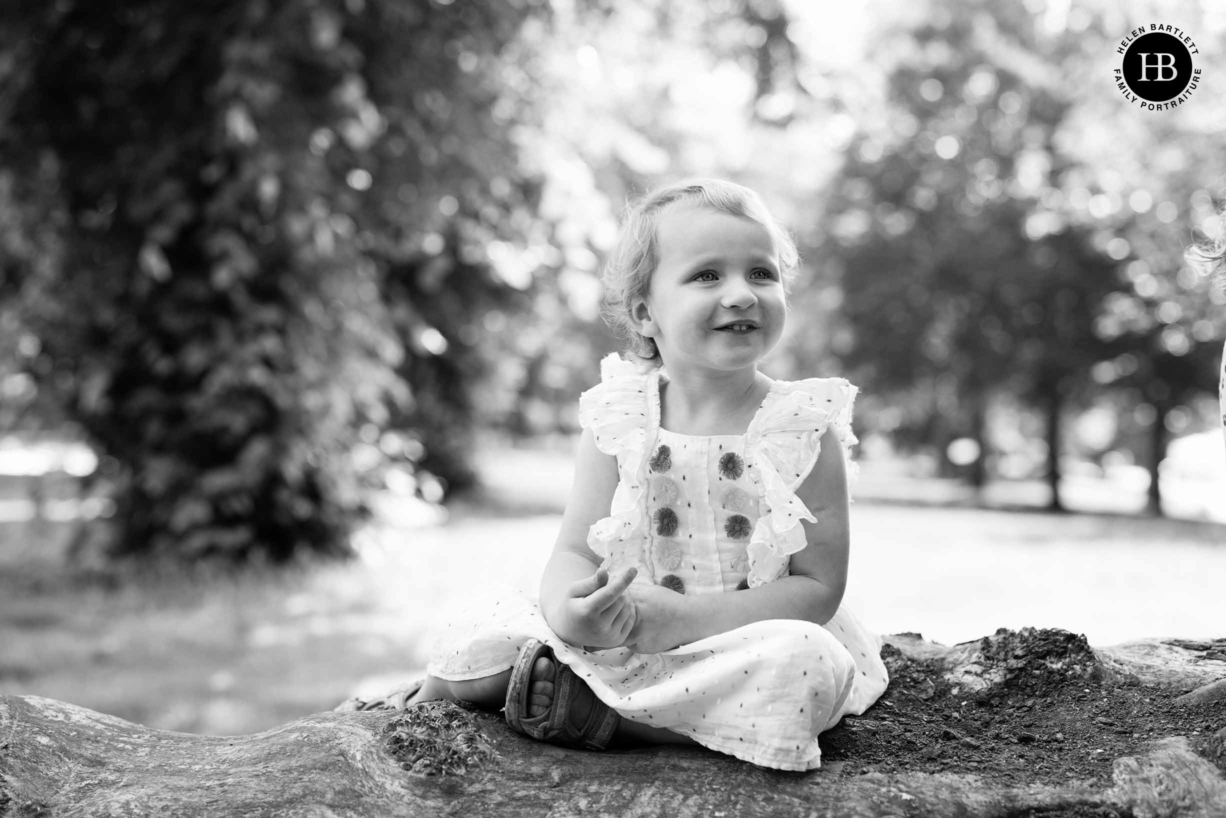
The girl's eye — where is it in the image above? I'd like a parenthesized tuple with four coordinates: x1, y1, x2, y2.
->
(751, 268, 777, 280)
(694, 271, 718, 282)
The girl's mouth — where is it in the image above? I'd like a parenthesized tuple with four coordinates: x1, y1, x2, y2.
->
(715, 323, 758, 333)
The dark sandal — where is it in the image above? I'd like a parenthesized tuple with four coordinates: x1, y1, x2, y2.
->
(504, 639, 620, 750)
(334, 678, 424, 712)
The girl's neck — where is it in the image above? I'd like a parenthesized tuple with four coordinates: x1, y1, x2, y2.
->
(658, 367, 774, 436)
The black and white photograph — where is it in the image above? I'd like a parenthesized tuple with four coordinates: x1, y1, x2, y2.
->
(1, 0, 1223, 814)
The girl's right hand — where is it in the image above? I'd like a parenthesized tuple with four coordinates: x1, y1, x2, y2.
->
(556, 566, 638, 649)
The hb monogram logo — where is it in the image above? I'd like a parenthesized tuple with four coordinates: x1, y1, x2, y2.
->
(1137, 52, 1177, 82)
(1114, 25, 1202, 111)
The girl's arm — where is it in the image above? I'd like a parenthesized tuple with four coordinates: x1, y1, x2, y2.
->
(625, 426, 849, 653)
(539, 427, 639, 648)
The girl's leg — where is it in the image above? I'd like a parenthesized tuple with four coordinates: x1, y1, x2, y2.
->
(408, 668, 513, 708)
(408, 659, 568, 715)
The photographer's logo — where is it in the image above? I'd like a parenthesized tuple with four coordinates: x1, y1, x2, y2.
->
(1114, 25, 1201, 110)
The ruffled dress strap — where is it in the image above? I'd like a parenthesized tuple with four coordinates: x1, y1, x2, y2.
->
(577, 353, 661, 561)
(743, 377, 859, 587)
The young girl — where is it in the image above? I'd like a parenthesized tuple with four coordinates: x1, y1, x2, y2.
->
(347, 179, 889, 771)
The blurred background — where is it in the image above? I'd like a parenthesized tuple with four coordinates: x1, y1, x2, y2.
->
(1, 0, 1223, 737)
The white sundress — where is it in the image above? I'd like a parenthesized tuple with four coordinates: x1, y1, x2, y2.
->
(427, 353, 889, 771)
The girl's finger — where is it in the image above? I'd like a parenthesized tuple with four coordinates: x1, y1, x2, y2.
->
(599, 595, 626, 623)
(611, 600, 636, 637)
(592, 567, 637, 611)
(568, 567, 609, 599)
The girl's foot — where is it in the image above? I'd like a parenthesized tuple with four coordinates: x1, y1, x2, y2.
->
(511, 644, 695, 748)
(504, 639, 619, 749)
(527, 655, 593, 726)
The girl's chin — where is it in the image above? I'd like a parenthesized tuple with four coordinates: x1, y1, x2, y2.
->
(667, 348, 776, 372)
(657, 334, 781, 366)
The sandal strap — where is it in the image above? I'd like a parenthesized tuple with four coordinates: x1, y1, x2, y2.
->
(543, 658, 621, 750)
(571, 680, 620, 750)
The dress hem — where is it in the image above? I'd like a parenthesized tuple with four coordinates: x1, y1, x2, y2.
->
(668, 726, 822, 771)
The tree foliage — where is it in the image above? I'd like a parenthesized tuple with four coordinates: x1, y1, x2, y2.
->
(814, 0, 1223, 509)
(0, 0, 562, 561)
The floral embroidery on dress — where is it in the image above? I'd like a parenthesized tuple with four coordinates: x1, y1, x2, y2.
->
(660, 574, 686, 594)
(655, 538, 683, 571)
(654, 507, 680, 537)
(651, 475, 680, 505)
(649, 444, 672, 473)
(720, 486, 752, 511)
(725, 514, 752, 540)
(718, 451, 745, 481)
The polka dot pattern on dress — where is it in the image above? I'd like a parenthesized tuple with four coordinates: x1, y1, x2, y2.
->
(730, 547, 749, 574)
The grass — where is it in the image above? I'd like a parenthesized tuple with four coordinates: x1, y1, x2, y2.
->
(1, 447, 1223, 737)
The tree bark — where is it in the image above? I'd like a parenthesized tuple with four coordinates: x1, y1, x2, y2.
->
(2, 629, 1223, 818)
(968, 392, 988, 492)
(1045, 385, 1064, 512)
(1146, 403, 1168, 516)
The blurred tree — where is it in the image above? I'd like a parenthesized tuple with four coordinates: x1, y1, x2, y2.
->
(817, 0, 1121, 505)
(0, 166, 67, 436)
(0, 1, 403, 561)
(1050, 1, 1226, 513)
(0, 0, 573, 562)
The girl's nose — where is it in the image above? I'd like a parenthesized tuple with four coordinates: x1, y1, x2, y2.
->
(721, 279, 758, 309)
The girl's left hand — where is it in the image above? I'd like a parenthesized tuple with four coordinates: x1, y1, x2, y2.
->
(622, 583, 689, 654)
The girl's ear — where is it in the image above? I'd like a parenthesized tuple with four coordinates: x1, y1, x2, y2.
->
(629, 298, 658, 338)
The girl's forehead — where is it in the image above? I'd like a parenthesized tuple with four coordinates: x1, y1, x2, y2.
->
(655, 204, 777, 257)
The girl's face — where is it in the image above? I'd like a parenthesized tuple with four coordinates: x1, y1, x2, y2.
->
(632, 205, 786, 376)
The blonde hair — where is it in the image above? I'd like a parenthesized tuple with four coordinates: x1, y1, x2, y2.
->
(599, 179, 800, 365)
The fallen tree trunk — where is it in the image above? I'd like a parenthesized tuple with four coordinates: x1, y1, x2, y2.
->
(2, 628, 1224, 817)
